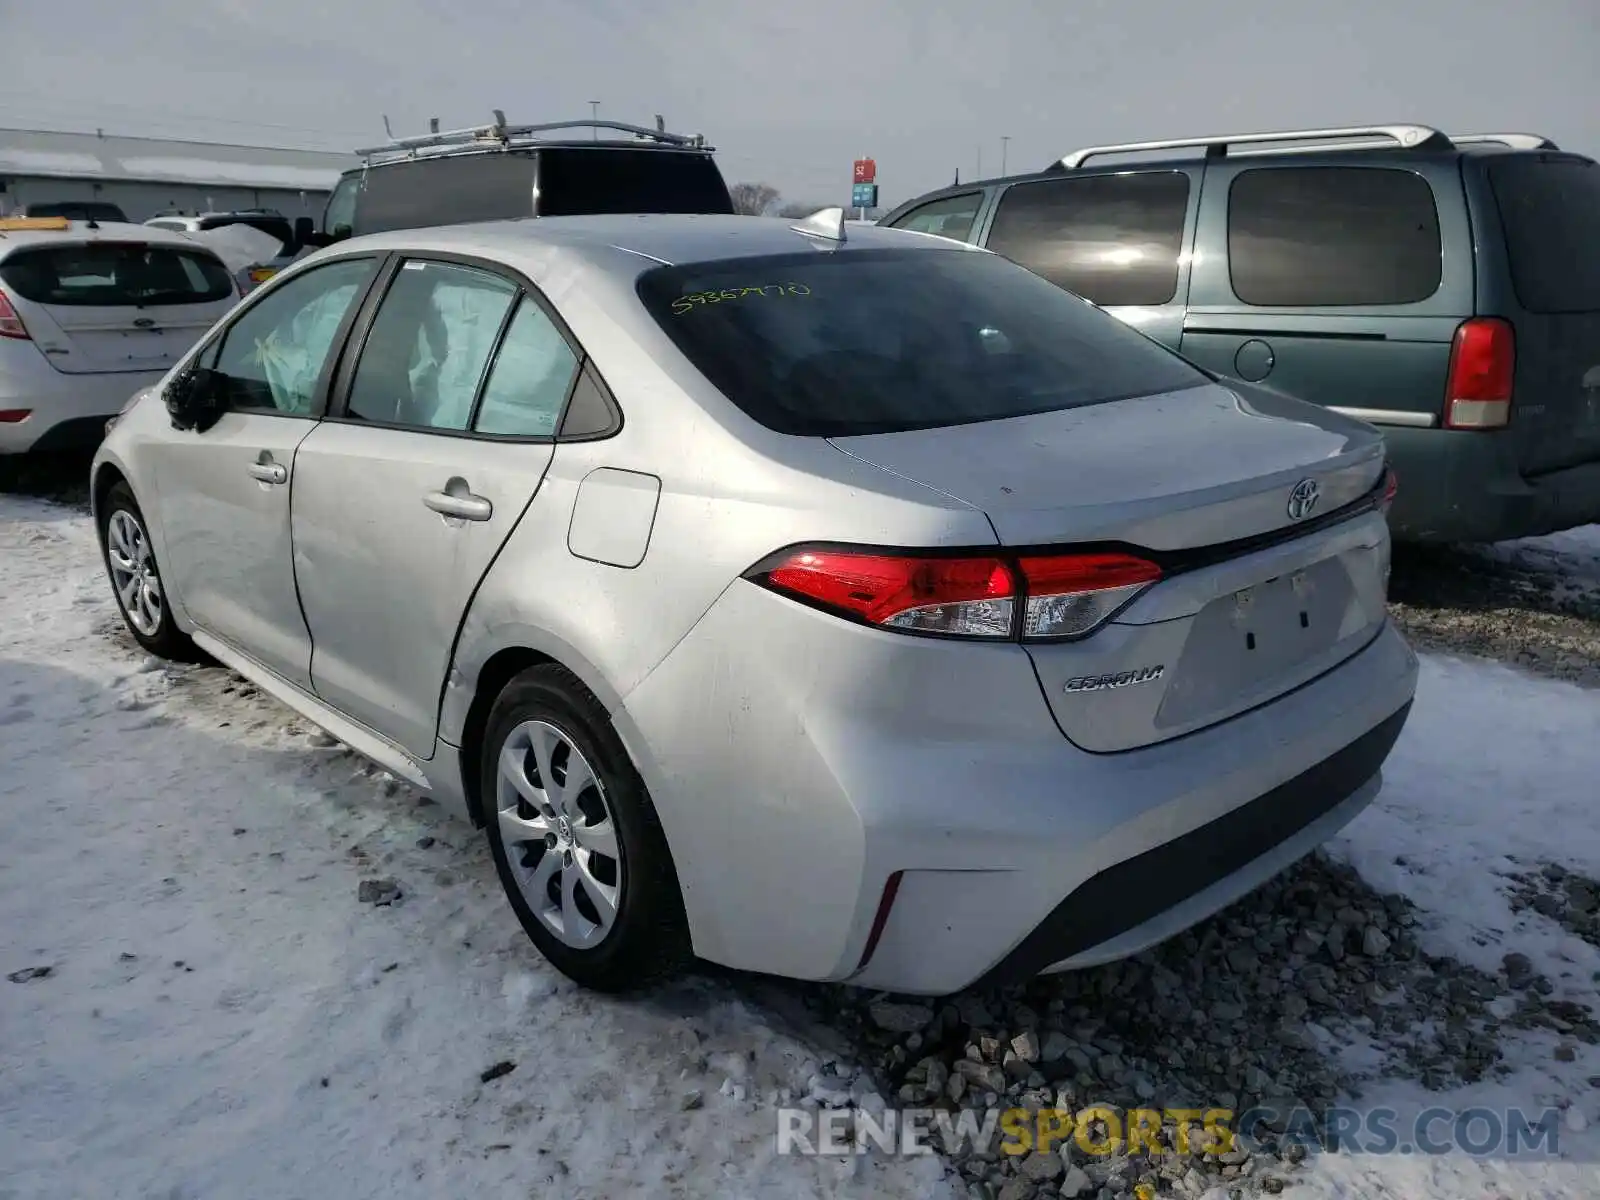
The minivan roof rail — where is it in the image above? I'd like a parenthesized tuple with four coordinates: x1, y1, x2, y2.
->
(1452, 132, 1560, 150)
(1049, 124, 1453, 170)
(355, 112, 713, 162)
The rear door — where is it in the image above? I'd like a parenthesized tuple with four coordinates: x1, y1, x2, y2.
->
(0, 238, 237, 375)
(1473, 153, 1600, 474)
(290, 255, 581, 757)
(1180, 160, 1471, 428)
(977, 168, 1200, 352)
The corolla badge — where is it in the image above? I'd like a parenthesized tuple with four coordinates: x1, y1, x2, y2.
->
(1063, 665, 1165, 694)
(1286, 478, 1321, 521)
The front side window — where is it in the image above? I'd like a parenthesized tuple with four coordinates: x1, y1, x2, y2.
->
(322, 175, 359, 237)
(345, 260, 519, 430)
(636, 246, 1207, 437)
(888, 193, 984, 243)
(210, 257, 378, 414)
(1227, 167, 1442, 307)
(473, 298, 580, 436)
(984, 172, 1191, 307)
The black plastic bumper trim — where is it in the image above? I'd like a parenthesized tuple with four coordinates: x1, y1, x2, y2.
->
(980, 700, 1413, 988)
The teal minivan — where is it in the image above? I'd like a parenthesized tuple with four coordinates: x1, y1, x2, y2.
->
(880, 125, 1600, 544)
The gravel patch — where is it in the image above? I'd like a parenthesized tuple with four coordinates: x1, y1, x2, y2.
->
(767, 852, 1599, 1198)
(1388, 542, 1600, 688)
(1506, 862, 1600, 952)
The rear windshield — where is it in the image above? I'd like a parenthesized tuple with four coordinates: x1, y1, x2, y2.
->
(1488, 157, 1600, 314)
(0, 243, 234, 307)
(636, 247, 1209, 436)
(537, 148, 735, 217)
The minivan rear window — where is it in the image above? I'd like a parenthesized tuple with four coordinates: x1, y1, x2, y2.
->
(636, 246, 1208, 437)
(0, 243, 234, 307)
(537, 148, 735, 217)
(1488, 157, 1600, 314)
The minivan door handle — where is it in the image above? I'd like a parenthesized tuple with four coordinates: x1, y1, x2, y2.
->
(247, 460, 287, 485)
(423, 485, 493, 523)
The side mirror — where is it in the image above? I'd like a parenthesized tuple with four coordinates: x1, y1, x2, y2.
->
(166, 366, 227, 433)
(292, 216, 315, 248)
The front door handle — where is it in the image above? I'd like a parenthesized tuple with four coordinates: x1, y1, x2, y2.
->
(247, 461, 287, 485)
(423, 488, 492, 522)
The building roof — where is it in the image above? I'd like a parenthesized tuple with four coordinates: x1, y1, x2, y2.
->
(0, 128, 357, 192)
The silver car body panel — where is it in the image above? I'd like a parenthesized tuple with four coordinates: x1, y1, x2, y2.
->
(91, 214, 1417, 992)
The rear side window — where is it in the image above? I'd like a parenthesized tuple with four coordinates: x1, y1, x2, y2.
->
(1228, 167, 1441, 307)
(24, 201, 128, 222)
(636, 246, 1208, 437)
(887, 193, 984, 242)
(1488, 157, 1600, 314)
(354, 154, 538, 234)
(0, 243, 233, 307)
(536, 148, 735, 216)
(983, 172, 1191, 307)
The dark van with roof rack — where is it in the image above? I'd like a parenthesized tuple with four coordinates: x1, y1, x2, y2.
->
(880, 124, 1600, 545)
(302, 112, 735, 247)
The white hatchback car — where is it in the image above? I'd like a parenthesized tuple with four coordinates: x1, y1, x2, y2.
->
(0, 217, 239, 455)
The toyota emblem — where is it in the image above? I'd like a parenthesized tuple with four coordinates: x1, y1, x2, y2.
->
(1287, 478, 1321, 521)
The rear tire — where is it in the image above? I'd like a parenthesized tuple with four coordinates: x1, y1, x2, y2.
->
(99, 481, 199, 661)
(482, 663, 690, 992)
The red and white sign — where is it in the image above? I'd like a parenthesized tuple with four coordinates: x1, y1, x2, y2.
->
(852, 158, 877, 184)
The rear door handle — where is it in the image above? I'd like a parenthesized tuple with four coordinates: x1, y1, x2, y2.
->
(423, 489, 493, 522)
(247, 461, 287, 485)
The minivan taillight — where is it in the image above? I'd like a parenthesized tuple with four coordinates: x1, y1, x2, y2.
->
(746, 546, 1162, 641)
(0, 291, 29, 339)
(1443, 318, 1514, 430)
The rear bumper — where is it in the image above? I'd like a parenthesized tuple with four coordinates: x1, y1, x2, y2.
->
(619, 575, 1420, 995)
(0, 358, 162, 455)
(1383, 427, 1600, 544)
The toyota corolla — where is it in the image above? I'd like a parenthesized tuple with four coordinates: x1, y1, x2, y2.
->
(89, 212, 1417, 995)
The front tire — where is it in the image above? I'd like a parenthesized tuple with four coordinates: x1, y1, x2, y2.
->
(99, 481, 197, 661)
(482, 664, 690, 992)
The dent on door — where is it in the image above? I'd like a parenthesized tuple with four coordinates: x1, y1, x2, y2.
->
(567, 469, 662, 568)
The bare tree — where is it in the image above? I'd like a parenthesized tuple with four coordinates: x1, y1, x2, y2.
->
(776, 201, 830, 219)
(729, 182, 781, 216)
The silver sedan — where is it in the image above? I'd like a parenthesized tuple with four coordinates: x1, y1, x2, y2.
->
(89, 212, 1418, 995)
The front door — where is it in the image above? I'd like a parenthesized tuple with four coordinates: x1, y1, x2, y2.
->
(151, 255, 383, 689)
(291, 257, 581, 756)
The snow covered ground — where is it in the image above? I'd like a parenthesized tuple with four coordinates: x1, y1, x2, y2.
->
(0, 497, 951, 1200)
(3, 494, 1599, 1199)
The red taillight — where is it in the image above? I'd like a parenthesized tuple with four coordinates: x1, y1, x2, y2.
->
(1381, 466, 1398, 513)
(0, 291, 30, 339)
(1444, 318, 1514, 430)
(0, 409, 32, 423)
(748, 546, 1162, 640)
(761, 549, 1016, 637)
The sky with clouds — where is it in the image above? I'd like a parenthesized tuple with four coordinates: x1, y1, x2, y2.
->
(1, 0, 1595, 208)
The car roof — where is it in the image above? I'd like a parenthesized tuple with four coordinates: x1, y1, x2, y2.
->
(325, 213, 984, 278)
(0, 219, 229, 260)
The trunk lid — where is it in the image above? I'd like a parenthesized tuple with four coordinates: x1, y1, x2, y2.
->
(0, 237, 236, 376)
(829, 381, 1392, 751)
(1484, 155, 1600, 475)
(828, 381, 1385, 548)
